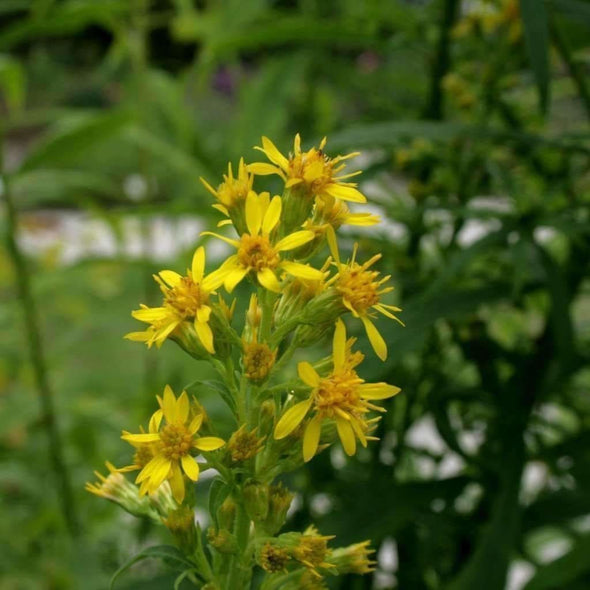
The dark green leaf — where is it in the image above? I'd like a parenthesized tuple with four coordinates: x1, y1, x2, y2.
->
(208, 477, 231, 530)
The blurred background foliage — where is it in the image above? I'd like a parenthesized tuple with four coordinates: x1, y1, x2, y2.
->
(1, 0, 590, 589)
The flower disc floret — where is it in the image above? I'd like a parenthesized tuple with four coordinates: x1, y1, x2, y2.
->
(237, 234, 280, 271)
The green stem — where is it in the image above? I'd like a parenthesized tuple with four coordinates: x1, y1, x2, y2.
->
(1, 168, 79, 536)
(226, 501, 252, 589)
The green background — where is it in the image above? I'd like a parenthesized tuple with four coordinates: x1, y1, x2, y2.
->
(1, 1, 589, 589)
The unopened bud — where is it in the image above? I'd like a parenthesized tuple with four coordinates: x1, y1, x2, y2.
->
(218, 496, 236, 531)
(243, 479, 269, 522)
(262, 482, 294, 535)
(328, 540, 376, 574)
(242, 341, 276, 384)
(258, 542, 290, 573)
(227, 425, 264, 463)
(163, 506, 198, 553)
(207, 527, 237, 554)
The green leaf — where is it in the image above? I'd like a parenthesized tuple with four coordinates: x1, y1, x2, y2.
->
(19, 109, 132, 172)
(524, 534, 590, 589)
(521, 0, 551, 113)
(208, 477, 231, 530)
(0, 54, 25, 113)
(110, 545, 195, 590)
(553, 0, 590, 23)
(184, 379, 237, 414)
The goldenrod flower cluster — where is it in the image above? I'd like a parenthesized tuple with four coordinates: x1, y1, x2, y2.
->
(88, 135, 403, 588)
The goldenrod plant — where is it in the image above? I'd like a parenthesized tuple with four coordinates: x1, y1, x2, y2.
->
(87, 135, 403, 589)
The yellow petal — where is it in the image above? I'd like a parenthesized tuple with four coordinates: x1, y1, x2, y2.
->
(192, 247, 205, 282)
(260, 136, 289, 170)
(163, 384, 177, 423)
(189, 413, 204, 434)
(194, 436, 225, 451)
(124, 331, 151, 342)
(132, 307, 169, 322)
(285, 178, 302, 188)
(274, 230, 315, 252)
(274, 398, 312, 440)
(181, 454, 200, 481)
(326, 225, 341, 266)
(203, 267, 229, 292)
(247, 162, 283, 176)
(224, 265, 249, 293)
(200, 176, 218, 197)
(196, 305, 211, 323)
(298, 361, 320, 387)
(201, 231, 240, 248)
(280, 261, 324, 281)
(195, 320, 214, 354)
(149, 409, 163, 433)
(262, 195, 282, 235)
(168, 463, 185, 504)
(245, 191, 262, 236)
(350, 417, 367, 447)
(361, 316, 387, 361)
(159, 270, 182, 287)
(257, 268, 281, 293)
(336, 418, 357, 456)
(176, 391, 190, 423)
(333, 319, 346, 370)
(324, 183, 367, 203)
(359, 383, 401, 400)
(121, 432, 160, 443)
(345, 212, 380, 226)
(303, 415, 322, 462)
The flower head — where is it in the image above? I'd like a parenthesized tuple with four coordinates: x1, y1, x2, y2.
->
(121, 385, 225, 504)
(200, 158, 254, 212)
(249, 135, 366, 204)
(327, 238, 403, 360)
(203, 192, 324, 293)
(274, 320, 400, 460)
(125, 247, 225, 354)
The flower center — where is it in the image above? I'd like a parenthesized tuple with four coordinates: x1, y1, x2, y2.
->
(160, 423, 193, 460)
(288, 149, 333, 193)
(237, 234, 280, 271)
(166, 277, 206, 318)
(243, 342, 276, 383)
(314, 370, 362, 417)
(336, 265, 380, 313)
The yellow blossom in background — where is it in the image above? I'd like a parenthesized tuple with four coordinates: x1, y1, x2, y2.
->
(328, 237, 403, 360)
(121, 385, 225, 503)
(274, 319, 400, 460)
(200, 158, 254, 215)
(248, 134, 367, 204)
(125, 247, 225, 354)
(203, 192, 324, 293)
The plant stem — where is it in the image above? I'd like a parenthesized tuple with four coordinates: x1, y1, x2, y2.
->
(226, 500, 251, 589)
(1, 165, 79, 536)
(424, 0, 459, 120)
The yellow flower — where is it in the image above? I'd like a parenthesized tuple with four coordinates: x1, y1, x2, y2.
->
(200, 158, 254, 214)
(274, 320, 400, 460)
(202, 192, 324, 293)
(125, 247, 225, 354)
(121, 385, 225, 504)
(309, 196, 380, 232)
(248, 134, 366, 204)
(327, 237, 403, 361)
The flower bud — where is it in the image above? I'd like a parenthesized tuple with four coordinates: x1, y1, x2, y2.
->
(227, 425, 264, 463)
(242, 341, 276, 384)
(261, 482, 294, 535)
(163, 506, 198, 554)
(218, 496, 236, 531)
(328, 540, 376, 574)
(258, 542, 290, 573)
(243, 479, 269, 522)
(207, 527, 238, 554)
